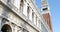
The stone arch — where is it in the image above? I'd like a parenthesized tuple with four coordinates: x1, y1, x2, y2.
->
(1, 24, 12, 32)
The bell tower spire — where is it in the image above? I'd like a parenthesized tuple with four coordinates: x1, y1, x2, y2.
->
(41, 0, 50, 14)
(41, 0, 52, 31)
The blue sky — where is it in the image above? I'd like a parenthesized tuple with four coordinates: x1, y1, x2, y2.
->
(34, 0, 60, 32)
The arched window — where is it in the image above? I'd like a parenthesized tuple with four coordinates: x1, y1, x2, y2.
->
(32, 11, 34, 22)
(20, 0, 24, 11)
(27, 6, 30, 18)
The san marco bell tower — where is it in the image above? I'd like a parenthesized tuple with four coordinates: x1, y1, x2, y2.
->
(41, 0, 53, 32)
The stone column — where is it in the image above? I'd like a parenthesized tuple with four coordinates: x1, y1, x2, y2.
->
(0, 17, 2, 32)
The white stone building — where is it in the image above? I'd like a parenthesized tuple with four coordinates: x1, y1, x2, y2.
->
(0, 0, 52, 32)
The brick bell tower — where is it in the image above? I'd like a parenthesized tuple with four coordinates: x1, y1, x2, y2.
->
(41, 0, 52, 31)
